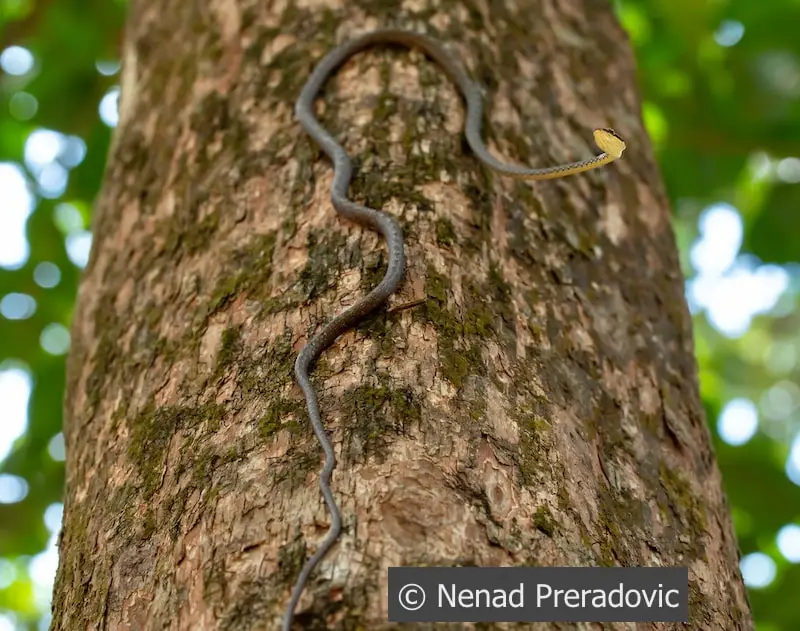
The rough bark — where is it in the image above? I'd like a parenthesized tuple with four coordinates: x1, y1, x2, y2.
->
(53, 0, 752, 629)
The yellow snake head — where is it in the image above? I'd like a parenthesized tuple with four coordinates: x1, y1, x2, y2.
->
(593, 128, 626, 159)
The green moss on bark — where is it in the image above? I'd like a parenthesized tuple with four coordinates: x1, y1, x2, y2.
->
(127, 402, 226, 498)
(258, 397, 305, 440)
(205, 232, 278, 316)
(658, 461, 708, 559)
(340, 382, 422, 462)
(298, 229, 350, 302)
(435, 217, 457, 246)
(513, 404, 553, 487)
(215, 326, 242, 377)
(422, 264, 515, 390)
(533, 505, 557, 537)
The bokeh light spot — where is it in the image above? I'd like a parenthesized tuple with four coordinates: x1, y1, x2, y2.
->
(40, 323, 71, 356)
(776, 157, 800, 183)
(714, 20, 745, 47)
(99, 87, 120, 127)
(9, 92, 38, 120)
(44, 503, 64, 534)
(718, 398, 758, 446)
(0, 46, 35, 75)
(60, 136, 87, 168)
(0, 293, 36, 320)
(47, 433, 66, 462)
(24, 129, 63, 168)
(0, 162, 34, 269)
(691, 203, 743, 276)
(54, 202, 85, 234)
(37, 163, 69, 199)
(95, 60, 121, 75)
(777, 525, 800, 563)
(0, 474, 29, 504)
(34, 262, 61, 288)
(66, 231, 93, 268)
(0, 365, 31, 462)
(740, 552, 777, 589)
(0, 558, 15, 589)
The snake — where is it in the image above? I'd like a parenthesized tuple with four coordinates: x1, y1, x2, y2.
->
(284, 28, 626, 629)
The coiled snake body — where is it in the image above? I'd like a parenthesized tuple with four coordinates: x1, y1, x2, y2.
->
(285, 28, 625, 629)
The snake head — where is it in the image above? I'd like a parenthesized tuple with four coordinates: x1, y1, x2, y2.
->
(593, 128, 627, 159)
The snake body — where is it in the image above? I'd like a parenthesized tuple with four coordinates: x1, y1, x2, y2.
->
(285, 29, 625, 629)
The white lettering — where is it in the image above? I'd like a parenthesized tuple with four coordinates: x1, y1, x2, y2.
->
(470, 589, 488, 608)
(625, 589, 641, 608)
(642, 587, 658, 608)
(439, 584, 456, 608)
(563, 589, 580, 607)
(591, 589, 606, 608)
(440, 580, 681, 612)
(509, 583, 524, 607)
(438, 583, 525, 608)
(665, 589, 680, 608)
(537, 583, 552, 605)
(609, 583, 624, 607)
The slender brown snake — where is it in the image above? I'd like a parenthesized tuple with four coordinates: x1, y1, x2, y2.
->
(285, 28, 626, 629)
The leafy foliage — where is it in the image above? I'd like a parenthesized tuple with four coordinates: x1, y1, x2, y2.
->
(1, 0, 799, 629)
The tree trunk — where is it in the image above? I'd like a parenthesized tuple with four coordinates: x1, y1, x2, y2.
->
(52, 0, 753, 629)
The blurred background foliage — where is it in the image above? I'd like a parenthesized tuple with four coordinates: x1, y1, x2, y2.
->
(1, 0, 799, 628)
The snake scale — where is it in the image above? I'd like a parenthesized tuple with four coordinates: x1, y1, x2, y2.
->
(284, 28, 626, 629)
